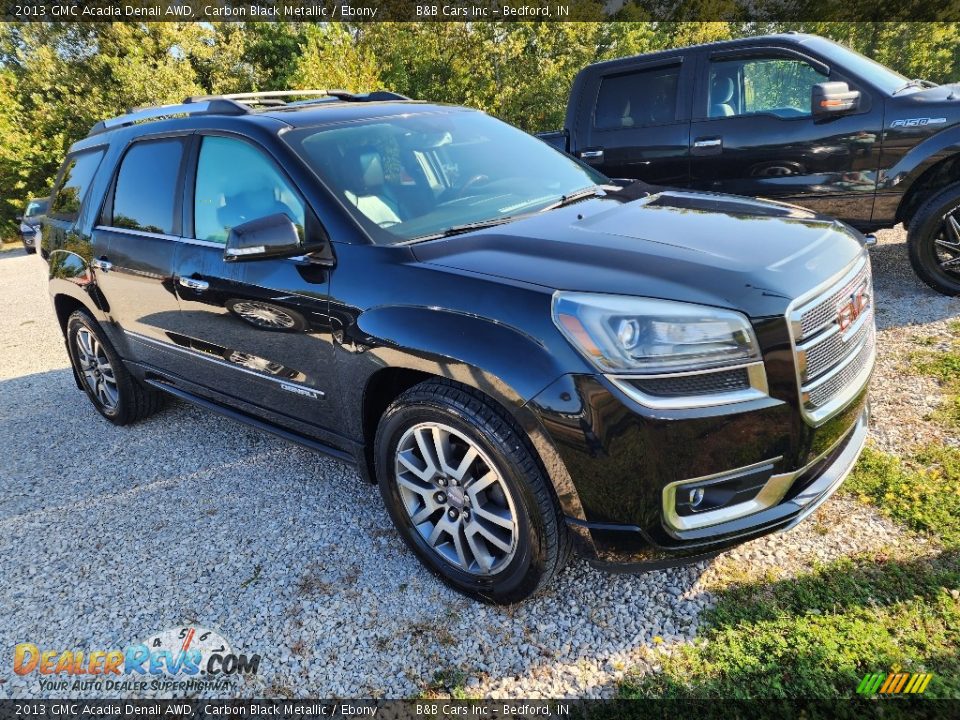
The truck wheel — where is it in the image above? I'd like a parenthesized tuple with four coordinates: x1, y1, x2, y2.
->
(66, 309, 165, 425)
(907, 183, 960, 295)
(374, 379, 571, 603)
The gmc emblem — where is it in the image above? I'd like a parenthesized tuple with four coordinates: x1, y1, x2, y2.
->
(837, 283, 871, 332)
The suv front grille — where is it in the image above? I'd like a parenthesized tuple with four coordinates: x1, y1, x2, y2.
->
(799, 261, 872, 337)
(789, 256, 876, 425)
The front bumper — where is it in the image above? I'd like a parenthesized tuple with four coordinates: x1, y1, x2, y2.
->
(578, 404, 868, 570)
(526, 364, 871, 568)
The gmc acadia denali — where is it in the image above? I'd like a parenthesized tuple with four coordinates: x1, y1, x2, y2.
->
(42, 90, 874, 602)
(541, 33, 960, 295)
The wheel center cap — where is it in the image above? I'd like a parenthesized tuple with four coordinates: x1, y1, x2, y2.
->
(446, 484, 465, 509)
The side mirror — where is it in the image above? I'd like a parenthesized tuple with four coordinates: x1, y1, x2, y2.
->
(812, 82, 860, 116)
(15, 215, 23, 222)
(224, 213, 302, 262)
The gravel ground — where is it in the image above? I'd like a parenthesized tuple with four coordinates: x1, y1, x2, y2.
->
(0, 226, 956, 699)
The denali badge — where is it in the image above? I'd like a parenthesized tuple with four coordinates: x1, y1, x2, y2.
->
(279, 382, 321, 399)
(837, 283, 871, 332)
(890, 117, 947, 128)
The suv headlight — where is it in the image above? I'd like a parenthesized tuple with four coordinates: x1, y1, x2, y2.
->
(552, 292, 760, 374)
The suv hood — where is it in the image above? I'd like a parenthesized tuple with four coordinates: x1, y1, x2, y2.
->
(411, 190, 866, 318)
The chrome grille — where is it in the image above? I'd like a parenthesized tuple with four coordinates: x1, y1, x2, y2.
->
(805, 327, 876, 408)
(799, 261, 872, 337)
(789, 256, 876, 424)
(799, 307, 874, 384)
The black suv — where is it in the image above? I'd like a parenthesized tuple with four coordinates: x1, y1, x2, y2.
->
(43, 90, 874, 602)
(17, 197, 48, 254)
(542, 33, 960, 295)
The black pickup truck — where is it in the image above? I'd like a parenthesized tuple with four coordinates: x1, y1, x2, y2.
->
(540, 33, 960, 295)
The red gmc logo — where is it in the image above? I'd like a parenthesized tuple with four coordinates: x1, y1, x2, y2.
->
(837, 283, 871, 332)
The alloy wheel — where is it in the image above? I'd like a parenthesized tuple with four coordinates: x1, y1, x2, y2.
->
(75, 327, 119, 411)
(394, 422, 519, 575)
(935, 208, 960, 275)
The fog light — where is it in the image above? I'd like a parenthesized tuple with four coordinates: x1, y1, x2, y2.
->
(688, 488, 705, 508)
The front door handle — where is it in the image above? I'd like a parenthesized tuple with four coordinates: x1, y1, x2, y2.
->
(178, 277, 209, 292)
(91, 258, 113, 273)
(692, 137, 723, 155)
(579, 149, 604, 161)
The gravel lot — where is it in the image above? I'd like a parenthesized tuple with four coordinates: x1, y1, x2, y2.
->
(0, 226, 957, 699)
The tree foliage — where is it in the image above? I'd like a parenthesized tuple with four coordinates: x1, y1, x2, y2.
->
(1, 21, 959, 237)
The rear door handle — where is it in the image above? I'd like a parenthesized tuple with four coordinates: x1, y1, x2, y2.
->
(579, 149, 604, 161)
(692, 137, 723, 155)
(178, 277, 209, 292)
(91, 258, 113, 273)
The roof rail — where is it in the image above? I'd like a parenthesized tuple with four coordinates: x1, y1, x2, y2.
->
(87, 98, 248, 137)
(184, 89, 411, 105)
(87, 89, 412, 137)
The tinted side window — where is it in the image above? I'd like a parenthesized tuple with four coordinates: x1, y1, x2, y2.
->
(709, 57, 827, 119)
(107, 139, 185, 235)
(50, 149, 105, 222)
(194, 136, 305, 244)
(594, 65, 680, 130)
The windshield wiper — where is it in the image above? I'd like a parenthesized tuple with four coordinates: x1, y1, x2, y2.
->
(538, 185, 604, 212)
(892, 78, 938, 95)
(407, 215, 523, 243)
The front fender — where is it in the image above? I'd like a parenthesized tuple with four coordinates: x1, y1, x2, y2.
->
(355, 305, 584, 406)
(349, 304, 593, 532)
(882, 124, 960, 192)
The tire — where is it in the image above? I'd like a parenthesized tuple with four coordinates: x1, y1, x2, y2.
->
(906, 182, 960, 295)
(374, 379, 571, 603)
(65, 309, 165, 425)
(24, 246, 36, 255)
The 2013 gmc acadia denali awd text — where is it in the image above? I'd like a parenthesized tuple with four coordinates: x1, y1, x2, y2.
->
(41, 90, 875, 602)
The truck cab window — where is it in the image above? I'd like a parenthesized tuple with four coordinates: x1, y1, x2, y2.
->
(709, 57, 827, 119)
(594, 65, 680, 129)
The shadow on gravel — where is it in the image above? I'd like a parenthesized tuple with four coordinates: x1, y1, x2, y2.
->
(869, 239, 960, 330)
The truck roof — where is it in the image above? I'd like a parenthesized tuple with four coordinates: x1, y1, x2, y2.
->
(582, 32, 829, 73)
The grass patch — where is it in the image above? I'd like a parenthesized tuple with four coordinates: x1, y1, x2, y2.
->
(844, 446, 960, 549)
(910, 320, 960, 429)
(620, 445, 960, 699)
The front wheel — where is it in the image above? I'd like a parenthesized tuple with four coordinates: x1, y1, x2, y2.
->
(907, 182, 960, 295)
(375, 380, 571, 603)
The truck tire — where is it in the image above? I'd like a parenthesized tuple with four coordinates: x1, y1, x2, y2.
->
(66, 309, 165, 425)
(907, 182, 960, 295)
(374, 379, 571, 603)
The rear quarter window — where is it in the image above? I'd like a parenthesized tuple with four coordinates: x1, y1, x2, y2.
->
(49, 148, 105, 223)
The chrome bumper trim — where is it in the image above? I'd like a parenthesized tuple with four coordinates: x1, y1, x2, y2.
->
(662, 405, 869, 533)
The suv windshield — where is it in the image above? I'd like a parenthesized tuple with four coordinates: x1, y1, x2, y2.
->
(285, 110, 606, 244)
(25, 199, 48, 218)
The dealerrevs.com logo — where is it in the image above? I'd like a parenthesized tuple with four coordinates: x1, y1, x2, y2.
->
(13, 626, 262, 693)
